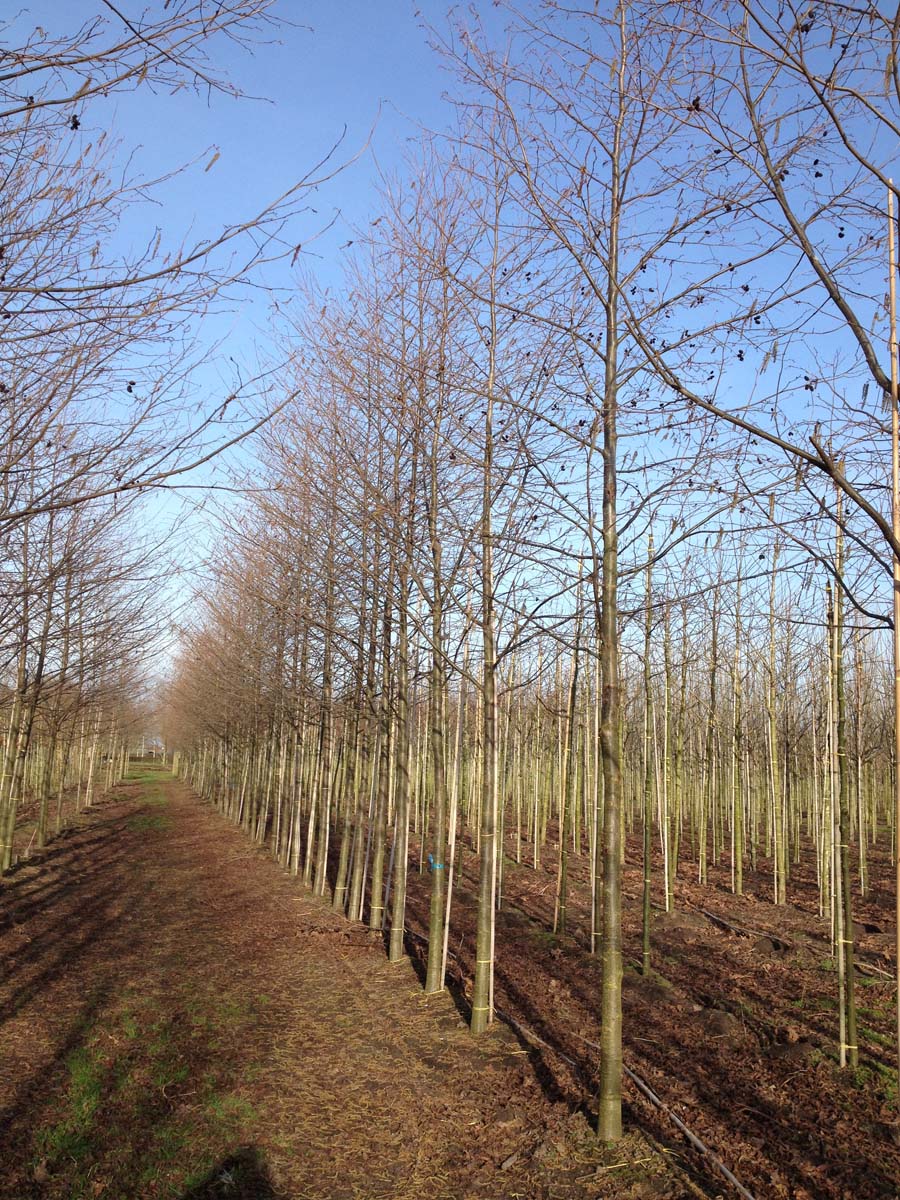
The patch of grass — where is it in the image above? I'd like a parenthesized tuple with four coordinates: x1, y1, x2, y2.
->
(127, 812, 171, 832)
(216, 996, 251, 1024)
(126, 768, 173, 783)
(814, 994, 839, 1011)
(527, 927, 561, 950)
(861, 1026, 892, 1049)
(851, 1063, 875, 1089)
(856, 975, 886, 989)
(829, 1057, 897, 1106)
(61, 1047, 103, 1125)
(179, 1158, 219, 1192)
(857, 1003, 890, 1021)
(139, 1122, 187, 1184)
(873, 1063, 899, 1104)
(206, 1093, 257, 1124)
(31, 977, 267, 1197)
(185, 989, 258, 1033)
(35, 1045, 104, 1172)
(152, 1059, 190, 1089)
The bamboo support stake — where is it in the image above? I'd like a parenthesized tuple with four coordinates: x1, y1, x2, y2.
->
(888, 182, 900, 1087)
(641, 535, 653, 974)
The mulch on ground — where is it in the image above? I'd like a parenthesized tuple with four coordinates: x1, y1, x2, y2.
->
(401, 823, 900, 1200)
(0, 772, 689, 1200)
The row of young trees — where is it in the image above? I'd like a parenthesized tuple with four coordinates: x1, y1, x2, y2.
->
(0, 6, 337, 864)
(167, 479, 894, 983)
(0, 496, 157, 869)
(166, 0, 900, 1143)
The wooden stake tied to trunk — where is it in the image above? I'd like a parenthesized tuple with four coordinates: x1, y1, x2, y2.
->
(887, 183, 900, 1088)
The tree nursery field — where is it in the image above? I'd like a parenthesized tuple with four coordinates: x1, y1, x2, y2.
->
(4, 3, 900, 1198)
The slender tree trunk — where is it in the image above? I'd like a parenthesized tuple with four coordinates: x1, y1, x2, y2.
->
(641, 536, 653, 975)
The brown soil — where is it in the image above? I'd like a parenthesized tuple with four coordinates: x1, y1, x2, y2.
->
(0, 771, 690, 1200)
(402, 823, 900, 1200)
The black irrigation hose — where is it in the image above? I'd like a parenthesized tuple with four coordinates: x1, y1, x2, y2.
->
(618, 1060, 758, 1200)
(495, 1007, 758, 1200)
(403, 926, 758, 1200)
(684, 899, 893, 979)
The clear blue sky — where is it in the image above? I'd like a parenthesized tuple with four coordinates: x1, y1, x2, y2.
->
(18, 2, 503, 346)
(102, 1, 462, 285)
(9, 2, 510, 636)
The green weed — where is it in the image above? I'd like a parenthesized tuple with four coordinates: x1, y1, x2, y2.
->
(206, 1093, 257, 1124)
(528, 927, 561, 950)
(36, 1045, 104, 1168)
(127, 812, 170, 832)
(861, 1026, 892, 1049)
(29, 945, 268, 1198)
(126, 768, 173, 783)
(857, 1003, 890, 1021)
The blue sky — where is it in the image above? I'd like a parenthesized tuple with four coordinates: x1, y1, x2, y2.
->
(17, 2, 500, 360)
(100, 1, 460, 286)
(13, 3, 886, 641)
(7, 2, 510, 636)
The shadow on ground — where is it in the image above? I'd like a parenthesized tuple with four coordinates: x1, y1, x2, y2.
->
(178, 1147, 282, 1199)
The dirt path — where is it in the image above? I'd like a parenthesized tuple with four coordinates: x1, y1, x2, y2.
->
(0, 769, 685, 1200)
